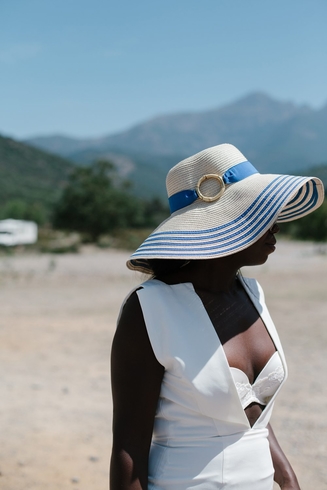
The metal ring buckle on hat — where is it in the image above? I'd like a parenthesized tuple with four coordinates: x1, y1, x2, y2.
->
(196, 174, 225, 202)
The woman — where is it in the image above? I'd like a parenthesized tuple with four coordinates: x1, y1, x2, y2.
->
(110, 143, 324, 490)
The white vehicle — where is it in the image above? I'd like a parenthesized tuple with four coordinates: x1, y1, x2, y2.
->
(0, 219, 38, 246)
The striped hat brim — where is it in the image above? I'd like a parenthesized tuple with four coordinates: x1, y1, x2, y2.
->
(127, 173, 324, 273)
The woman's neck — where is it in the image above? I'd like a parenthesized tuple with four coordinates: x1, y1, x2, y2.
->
(159, 257, 241, 294)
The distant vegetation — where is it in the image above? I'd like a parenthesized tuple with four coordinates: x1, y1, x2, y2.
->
(279, 199, 327, 242)
(0, 132, 326, 250)
(0, 134, 170, 250)
(0, 135, 74, 224)
(298, 163, 327, 189)
(52, 160, 169, 242)
(0, 199, 47, 224)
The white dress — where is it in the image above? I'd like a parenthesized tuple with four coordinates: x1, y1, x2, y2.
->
(128, 276, 288, 489)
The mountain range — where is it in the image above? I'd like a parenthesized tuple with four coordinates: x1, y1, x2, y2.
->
(0, 91, 325, 208)
(26, 92, 327, 170)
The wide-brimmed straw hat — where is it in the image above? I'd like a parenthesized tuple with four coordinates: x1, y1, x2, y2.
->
(127, 143, 325, 273)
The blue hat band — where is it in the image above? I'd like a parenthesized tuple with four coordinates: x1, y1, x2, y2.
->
(168, 160, 259, 213)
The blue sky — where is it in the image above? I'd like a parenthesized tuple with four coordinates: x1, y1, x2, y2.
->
(1, 0, 327, 139)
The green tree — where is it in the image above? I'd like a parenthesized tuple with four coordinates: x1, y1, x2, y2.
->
(0, 199, 47, 225)
(52, 160, 145, 241)
(142, 197, 170, 227)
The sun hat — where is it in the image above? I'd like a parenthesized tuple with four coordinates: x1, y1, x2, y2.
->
(127, 143, 325, 273)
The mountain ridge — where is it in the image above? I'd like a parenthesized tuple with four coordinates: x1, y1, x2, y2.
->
(0, 117, 326, 216)
(24, 92, 327, 175)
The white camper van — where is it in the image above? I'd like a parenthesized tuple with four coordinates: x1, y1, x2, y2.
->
(0, 219, 38, 246)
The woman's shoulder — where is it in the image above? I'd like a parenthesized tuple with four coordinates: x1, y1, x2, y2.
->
(117, 279, 171, 324)
(114, 282, 165, 369)
(116, 282, 147, 325)
(115, 288, 150, 356)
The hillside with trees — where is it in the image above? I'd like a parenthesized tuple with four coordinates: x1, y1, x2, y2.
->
(52, 160, 168, 242)
(0, 135, 75, 223)
(0, 135, 169, 246)
(2, 103, 327, 247)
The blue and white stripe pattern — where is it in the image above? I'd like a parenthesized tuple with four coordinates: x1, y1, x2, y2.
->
(130, 176, 320, 264)
(278, 180, 319, 221)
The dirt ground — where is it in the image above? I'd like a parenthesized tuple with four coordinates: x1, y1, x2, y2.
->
(0, 241, 326, 490)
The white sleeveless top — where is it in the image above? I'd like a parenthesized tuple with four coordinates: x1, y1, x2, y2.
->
(120, 276, 288, 489)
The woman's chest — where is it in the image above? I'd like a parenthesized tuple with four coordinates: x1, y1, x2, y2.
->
(195, 286, 276, 383)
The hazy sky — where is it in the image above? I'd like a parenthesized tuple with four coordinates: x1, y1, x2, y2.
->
(1, 0, 327, 139)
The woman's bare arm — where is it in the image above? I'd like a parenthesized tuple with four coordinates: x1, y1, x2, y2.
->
(268, 423, 301, 489)
(110, 291, 164, 490)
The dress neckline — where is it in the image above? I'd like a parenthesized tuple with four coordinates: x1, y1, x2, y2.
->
(169, 278, 284, 429)
(230, 351, 280, 386)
